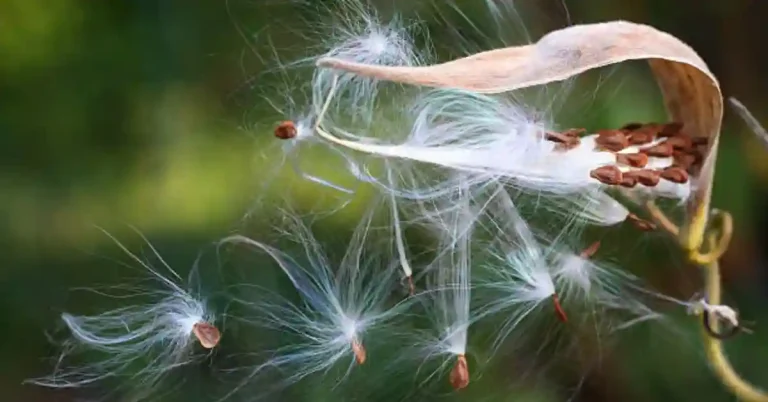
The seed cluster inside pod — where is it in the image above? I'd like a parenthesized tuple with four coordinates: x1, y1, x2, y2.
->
(544, 122, 707, 190)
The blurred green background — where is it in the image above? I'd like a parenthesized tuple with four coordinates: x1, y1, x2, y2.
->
(2, 0, 768, 401)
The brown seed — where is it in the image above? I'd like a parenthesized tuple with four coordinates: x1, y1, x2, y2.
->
(351, 338, 367, 365)
(562, 128, 586, 138)
(192, 322, 221, 349)
(545, 131, 572, 144)
(552, 294, 568, 323)
(626, 213, 657, 231)
(589, 166, 623, 185)
(595, 129, 629, 151)
(628, 129, 656, 145)
(660, 166, 689, 183)
(640, 141, 674, 157)
(616, 152, 648, 168)
(673, 151, 696, 170)
(620, 175, 638, 188)
(554, 138, 581, 151)
(450, 355, 470, 390)
(274, 121, 297, 140)
(406, 276, 415, 297)
(658, 122, 684, 137)
(624, 169, 661, 186)
(580, 241, 601, 259)
(620, 122, 644, 132)
(546, 130, 582, 151)
(665, 135, 693, 151)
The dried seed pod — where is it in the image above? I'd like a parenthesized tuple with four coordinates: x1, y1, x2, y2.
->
(589, 166, 623, 185)
(616, 152, 649, 168)
(274, 121, 298, 140)
(351, 338, 367, 364)
(626, 213, 657, 231)
(660, 166, 689, 183)
(450, 355, 470, 390)
(192, 322, 221, 349)
(595, 129, 629, 151)
(552, 294, 568, 323)
(624, 169, 661, 186)
(658, 122, 684, 137)
(640, 141, 674, 157)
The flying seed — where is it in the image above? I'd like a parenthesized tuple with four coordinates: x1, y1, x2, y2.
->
(552, 294, 568, 323)
(351, 338, 367, 364)
(580, 241, 601, 259)
(589, 166, 623, 185)
(274, 121, 297, 140)
(450, 355, 470, 390)
(616, 152, 648, 168)
(640, 142, 674, 157)
(626, 213, 656, 231)
(624, 169, 660, 186)
(660, 166, 689, 183)
(192, 322, 221, 349)
(595, 129, 629, 151)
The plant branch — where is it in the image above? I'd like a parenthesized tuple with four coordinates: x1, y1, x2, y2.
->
(694, 211, 768, 401)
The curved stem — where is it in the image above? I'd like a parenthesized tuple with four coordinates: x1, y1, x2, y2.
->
(701, 253, 768, 401)
(690, 209, 733, 265)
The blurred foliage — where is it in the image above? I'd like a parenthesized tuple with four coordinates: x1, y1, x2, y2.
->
(2, 0, 768, 401)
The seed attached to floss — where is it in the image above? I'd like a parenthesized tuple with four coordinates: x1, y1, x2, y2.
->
(579, 241, 601, 259)
(595, 129, 629, 152)
(589, 166, 623, 185)
(192, 322, 221, 349)
(616, 152, 648, 168)
(552, 293, 568, 323)
(274, 120, 298, 140)
(626, 213, 657, 231)
(351, 338, 367, 365)
(450, 354, 470, 390)
(545, 131, 581, 151)
(660, 166, 689, 183)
